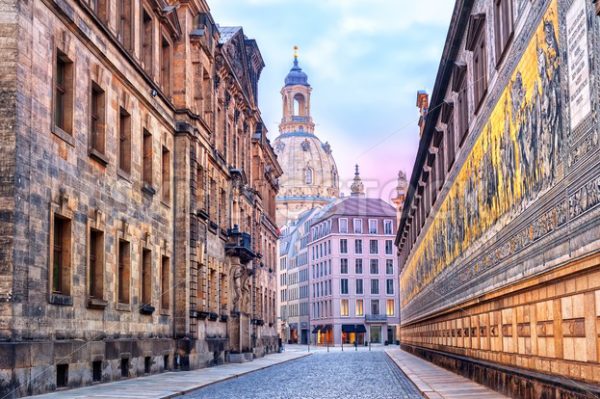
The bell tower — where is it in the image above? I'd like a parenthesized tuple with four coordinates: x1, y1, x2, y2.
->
(279, 46, 315, 134)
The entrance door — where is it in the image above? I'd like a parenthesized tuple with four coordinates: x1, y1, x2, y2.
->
(370, 326, 381, 343)
(387, 326, 395, 344)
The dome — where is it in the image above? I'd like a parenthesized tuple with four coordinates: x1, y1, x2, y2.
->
(285, 59, 309, 87)
(273, 132, 339, 213)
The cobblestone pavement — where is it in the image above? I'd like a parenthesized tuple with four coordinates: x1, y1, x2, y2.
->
(184, 350, 423, 399)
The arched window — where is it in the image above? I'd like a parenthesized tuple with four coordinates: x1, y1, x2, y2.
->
(293, 93, 305, 116)
(305, 167, 313, 185)
(331, 169, 338, 187)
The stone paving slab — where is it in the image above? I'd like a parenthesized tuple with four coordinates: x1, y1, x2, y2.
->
(24, 352, 310, 399)
(385, 349, 508, 399)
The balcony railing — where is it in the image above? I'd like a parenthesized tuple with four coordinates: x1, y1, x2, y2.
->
(225, 225, 256, 264)
(365, 314, 388, 323)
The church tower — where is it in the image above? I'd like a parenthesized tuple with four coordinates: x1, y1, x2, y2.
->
(273, 48, 340, 226)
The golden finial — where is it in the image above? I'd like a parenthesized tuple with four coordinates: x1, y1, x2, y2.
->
(293, 45, 299, 60)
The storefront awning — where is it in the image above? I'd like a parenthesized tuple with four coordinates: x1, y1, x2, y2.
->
(312, 325, 322, 333)
(355, 324, 367, 333)
(321, 324, 332, 332)
(342, 324, 356, 333)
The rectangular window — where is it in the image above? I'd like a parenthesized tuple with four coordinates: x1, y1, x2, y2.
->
(339, 218, 348, 233)
(54, 50, 73, 134)
(371, 299, 380, 315)
(340, 239, 348, 254)
(368, 219, 378, 234)
(143, 130, 153, 186)
(386, 299, 395, 316)
(161, 36, 171, 96)
(386, 259, 394, 275)
(370, 259, 379, 274)
(52, 215, 72, 295)
(369, 240, 378, 254)
(89, 229, 104, 299)
(355, 239, 362, 254)
(340, 279, 348, 295)
(371, 279, 379, 295)
(355, 259, 363, 274)
(141, 8, 153, 73)
(494, 0, 514, 64)
(356, 279, 363, 295)
(141, 249, 152, 305)
(90, 82, 106, 155)
(384, 220, 393, 235)
(473, 33, 487, 112)
(458, 77, 469, 143)
(162, 146, 171, 203)
(446, 109, 456, 171)
(356, 299, 364, 316)
(353, 218, 363, 234)
(386, 279, 394, 295)
(385, 240, 393, 255)
(340, 258, 348, 274)
(118, 107, 132, 174)
(118, 240, 131, 304)
(340, 299, 349, 317)
(118, 0, 133, 50)
(161, 256, 170, 310)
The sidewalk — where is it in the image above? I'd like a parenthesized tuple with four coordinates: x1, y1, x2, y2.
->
(26, 351, 310, 399)
(385, 349, 508, 399)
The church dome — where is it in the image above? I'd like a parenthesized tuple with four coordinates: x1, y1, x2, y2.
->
(273, 132, 339, 202)
(285, 58, 309, 87)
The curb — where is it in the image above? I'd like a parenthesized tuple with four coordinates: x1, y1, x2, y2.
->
(384, 350, 435, 399)
(172, 352, 312, 398)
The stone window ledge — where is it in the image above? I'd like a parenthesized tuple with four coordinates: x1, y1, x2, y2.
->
(116, 303, 131, 312)
(89, 148, 109, 166)
(87, 297, 108, 309)
(51, 125, 75, 147)
(141, 183, 156, 196)
(49, 293, 73, 306)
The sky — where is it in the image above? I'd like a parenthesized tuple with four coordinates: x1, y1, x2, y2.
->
(210, 0, 455, 202)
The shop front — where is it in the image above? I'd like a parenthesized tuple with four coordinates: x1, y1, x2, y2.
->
(341, 324, 366, 345)
(313, 324, 333, 345)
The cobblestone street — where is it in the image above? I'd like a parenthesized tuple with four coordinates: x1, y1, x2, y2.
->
(184, 350, 423, 399)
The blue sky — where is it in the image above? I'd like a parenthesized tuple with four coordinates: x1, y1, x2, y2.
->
(210, 0, 455, 201)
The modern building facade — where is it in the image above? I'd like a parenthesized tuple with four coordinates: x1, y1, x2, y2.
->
(0, 1, 281, 397)
(273, 50, 340, 227)
(396, 0, 600, 397)
(309, 167, 400, 346)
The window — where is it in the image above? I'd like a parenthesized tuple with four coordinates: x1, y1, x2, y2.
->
(371, 299, 380, 315)
(384, 220, 393, 235)
(494, 0, 513, 64)
(52, 214, 72, 296)
(369, 240, 378, 254)
(162, 146, 171, 203)
(356, 299, 364, 316)
(356, 279, 363, 295)
(385, 240, 393, 255)
(340, 259, 348, 274)
(340, 239, 348, 254)
(339, 218, 348, 233)
(141, 249, 152, 305)
(142, 130, 153, 186)
(370, 259, 379, 274)
(355, 259, 363, 274)
(386, 279, 394, 295)
(340, 299, 349, 316)
(368, 219, 378, 234)
(87, 0, 108, 22)
(118, 107, 132, 174)
(340, 279, 349, 295)
(89, 229, 104, 299)
(161, 35, 171, 96)
(54, 50, 73, 135)
(441, 101, 456, 171)
(90, 82, 106, 155)
(466, 14, 487, 113)
(141, 8, 153, 73)
(353, 219, 363, 234)
(457, 72, 469, 143)
(161, 256, 170, 310)
(305, 167, 313, 185)
(355, 239, 362, 254)
(386, 299, 395, 316)
(117, 0, 133, 50)
(386, 259, 394, 275)
(371, 279, 379, 295)
(118, 240, 131, 304)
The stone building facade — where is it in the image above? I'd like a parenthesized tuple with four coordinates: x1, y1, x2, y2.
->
(0, 1, 281, 397)
(396, 0, 600, 397)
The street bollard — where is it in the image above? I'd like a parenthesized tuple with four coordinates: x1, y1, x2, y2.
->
(369, 341, 371, 351)
(327, 342, 329, 352)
